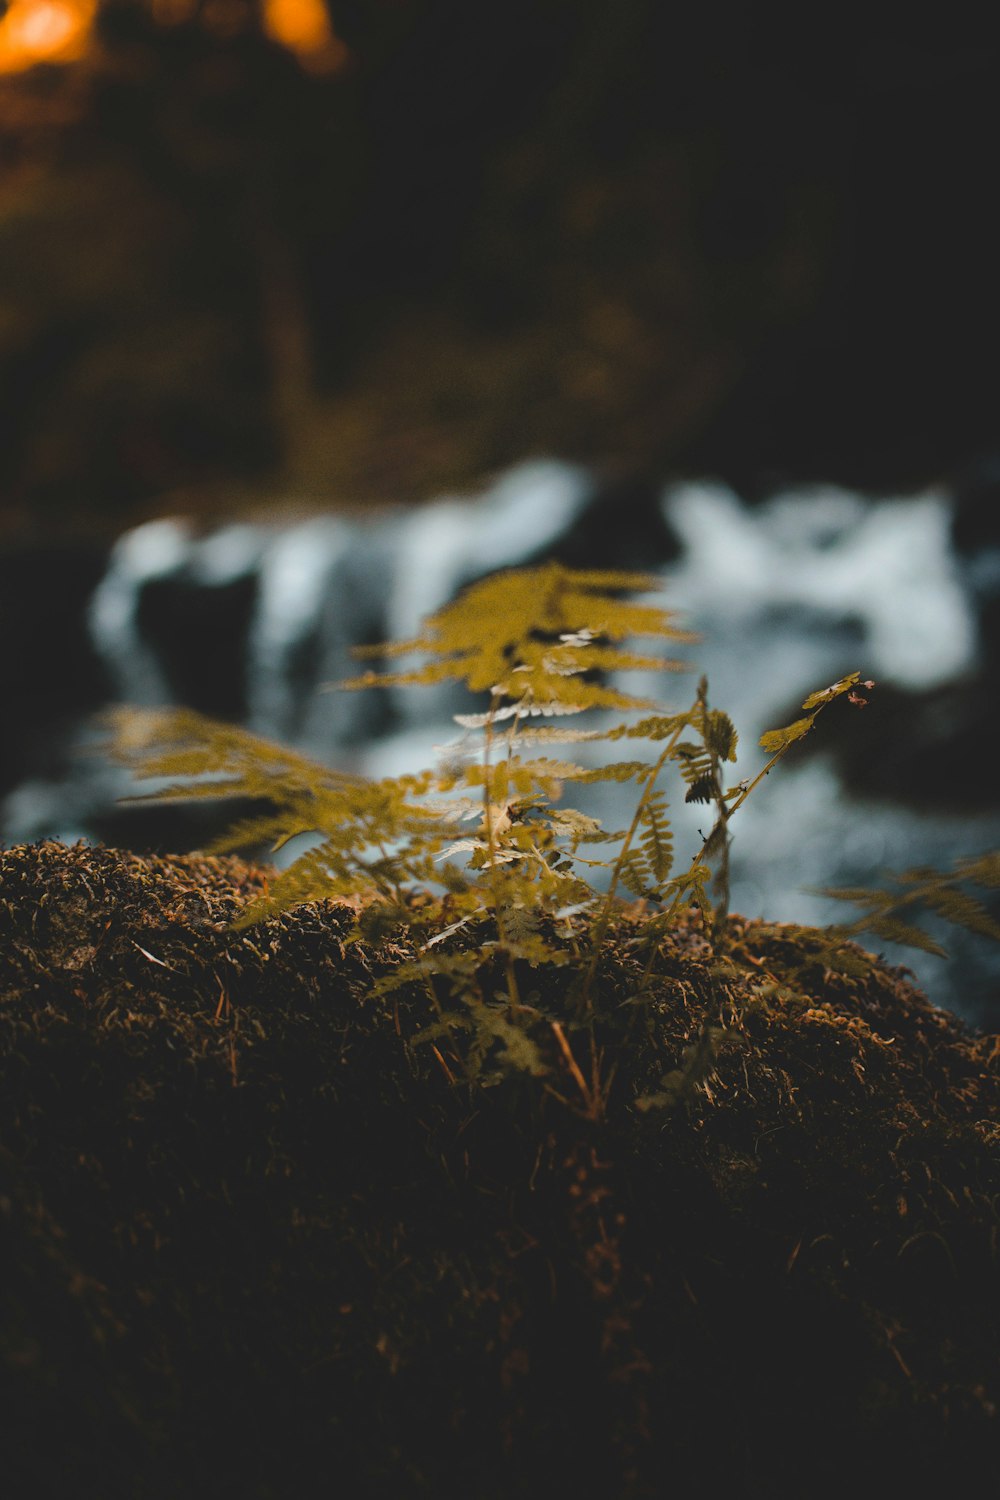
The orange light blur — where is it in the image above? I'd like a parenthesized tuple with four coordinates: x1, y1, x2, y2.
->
(263, 0, 350, 72)
(0, 0, 96, 73)
(0, 0, 350, 76)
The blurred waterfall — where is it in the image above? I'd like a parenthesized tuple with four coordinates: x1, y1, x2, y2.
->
(4, 459, 999, 1023)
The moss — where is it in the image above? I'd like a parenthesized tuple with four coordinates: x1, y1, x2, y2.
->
(2, 841, 999, 1498)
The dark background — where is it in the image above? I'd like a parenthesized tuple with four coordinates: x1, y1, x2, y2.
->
(2, 0, 999, 543)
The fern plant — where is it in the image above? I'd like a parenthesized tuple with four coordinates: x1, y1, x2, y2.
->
(110, 562, 875, 1099)
(820, 851, 1000, 958)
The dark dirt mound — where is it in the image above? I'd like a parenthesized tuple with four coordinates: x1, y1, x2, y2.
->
(2, 841, 998, 1498)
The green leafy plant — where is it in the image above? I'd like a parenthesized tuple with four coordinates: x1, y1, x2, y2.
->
(110, 562, 875, 1104)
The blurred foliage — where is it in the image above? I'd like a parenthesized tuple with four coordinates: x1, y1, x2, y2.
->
(1, 1, 1000, 533)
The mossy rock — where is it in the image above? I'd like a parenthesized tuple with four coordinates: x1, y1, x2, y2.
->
(2, 842, 998, 1498)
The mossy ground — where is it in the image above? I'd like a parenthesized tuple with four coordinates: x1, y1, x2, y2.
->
(2, 841, 999, 1498)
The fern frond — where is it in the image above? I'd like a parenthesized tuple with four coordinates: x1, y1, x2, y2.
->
(638, 792, 673, 886)
(672, 741, 715, 792)
(618, 851, 655, 900)
(570, 760, 650, 785)
(438, 837, 521, 866)
(371, 949, 484, 1002)
(852, 915, 950, 958)
(341, 562, 692, 709)
(817, 885, 882, 906)
(413, 993, 551, 1080)
(758, 716, 816, 753)
(201, 813, 319, 855)
(545, 807, 623, 848)
(468, 725, 608, 747)
(507, 757, 591, 795)
(606, 712, 693, 741)
(109, 707, 359, 798)
(469, 1005, 549, 1077)
(684, 774, 716, 806)
(955, 851, 1000, 888)
(702, 709, 738, 762)
(451, 702, 594, 730)
(820, 850, 1000, 958)
(922, 886, 1000, 943)
(801, 672, 863, 711)
(233, 843, 374, 928)
(660, 864, 712, 916)
(759, 675, 866, 754)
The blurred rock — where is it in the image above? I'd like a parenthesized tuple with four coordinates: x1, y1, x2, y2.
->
(0, 540, 110, 792)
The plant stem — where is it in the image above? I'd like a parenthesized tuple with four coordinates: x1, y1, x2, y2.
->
(577, 710, 693, 1013)
(481, 691, 522, 1010)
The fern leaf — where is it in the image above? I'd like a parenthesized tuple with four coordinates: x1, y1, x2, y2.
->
(476, 1010, 548, 1077)
(703, 710, 738, 761)
(607, 713, 692, 741)
(451, 704, 523, 729)
(423, 796, 483, 824)
(660, 864, 712, 915)
(801, 672, 862, 711)
(544, 807, 612, 846)
(232, 848, 371, 929)
(955, 851, 1000, 889)
(684, 774, 716, 805)
(570, 760, 650, 785)
(819, 885, 887, 907)
(371, 950, 483, 1001)
(758, 715, 816, 753)
(861, 916, 950, 958)
(673, 742, 715, 794)
(923, 886, 1000, 943)
(618, 851, 654, 899)
(489, 726, 608, 747)
(506, 757, 590, 794)
(202, 814, 318, 855)
(551, 645, 684, 675)
(639, 793, 673, 885)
